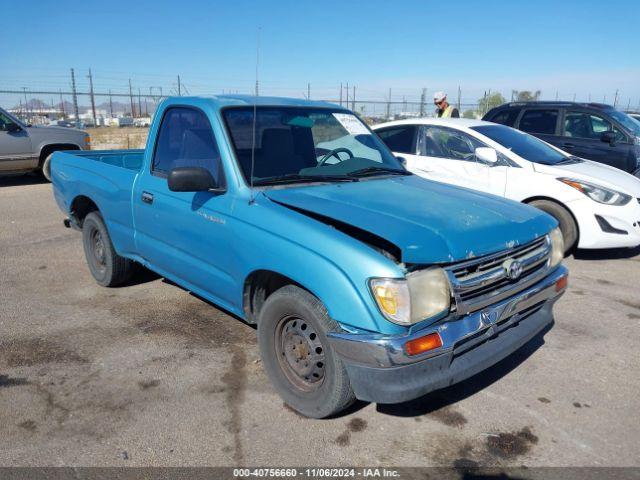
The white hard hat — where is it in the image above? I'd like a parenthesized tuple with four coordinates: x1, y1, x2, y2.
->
(433, 91, 447, 102)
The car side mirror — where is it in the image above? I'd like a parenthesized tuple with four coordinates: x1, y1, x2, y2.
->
(475, 147, 498, 164)
(600, 131, 616, 145)
(395, 155, 407, 168)
(167, 167, 225, 193)
(5, 122, 22, 133)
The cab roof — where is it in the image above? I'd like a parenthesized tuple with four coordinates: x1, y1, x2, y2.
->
(163, 94, 343, 111)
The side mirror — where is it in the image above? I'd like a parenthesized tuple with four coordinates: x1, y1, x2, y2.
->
(5, 122, 22, 133)
(167, 167, 224, 193)
(475, 147, 498, 164)
(395, 155, 407, 168)
(600, 131, 616, 145)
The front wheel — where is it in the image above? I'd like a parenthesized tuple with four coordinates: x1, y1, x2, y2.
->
(529, 200, 578, 254)
(257, 285, 355, 418)
(82, 211, 134, 287)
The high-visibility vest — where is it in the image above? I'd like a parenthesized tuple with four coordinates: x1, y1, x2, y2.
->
(439, 105, 455, 118)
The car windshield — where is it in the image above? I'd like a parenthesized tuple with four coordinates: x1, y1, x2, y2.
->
(609, 109, 640, 136)
(223, 106, 406, 185)
(472, 124, 570, 165)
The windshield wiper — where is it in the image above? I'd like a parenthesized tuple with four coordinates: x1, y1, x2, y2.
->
(253, 173, 358, 186)
(347, 166, 410, 178)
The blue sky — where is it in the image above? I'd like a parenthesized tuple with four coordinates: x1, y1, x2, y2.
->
(2, 0, 640, 107)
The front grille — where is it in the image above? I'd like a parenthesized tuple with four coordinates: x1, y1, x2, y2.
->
(446, 236, 551, 315)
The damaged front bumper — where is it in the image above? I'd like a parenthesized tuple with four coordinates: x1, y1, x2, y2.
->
(327, 265, 568, 404)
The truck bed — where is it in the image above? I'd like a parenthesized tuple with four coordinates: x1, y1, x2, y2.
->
(68, 149, 145, 171)
(51, 149, 146, 258)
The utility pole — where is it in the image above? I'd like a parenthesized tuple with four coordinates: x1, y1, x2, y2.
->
(339, 83, 343, 106)
(345, 82, 349, 107)
(129, 79, 135, 117)
(457, 86, 461, 112)
(352, 85, 355, 111)
(419, 88, 426, 116)
(613, 89, 619, 107)
(22, 87, 29, 119)
(70, 68, 80, 123)
(109, 90, 113, 118)
(386, 88, 391, 119)
(177, 75, 182, 96)
(138, 88, 142, 118)
(88, 69, 97, 127)
(555, 91, 559, 100)
(59, 89, 65, 118)
(572, 93, 576, 102)
(307, 82, 311, 100)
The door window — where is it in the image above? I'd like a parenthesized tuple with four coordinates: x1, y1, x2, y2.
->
(152, 107, 223, 184)
(488, 109, 519, 127)
(564, 111, 625, 141)
(376, 126, 417, 154)
(421, 126, 484, 162)
(519, 109, 558, 135)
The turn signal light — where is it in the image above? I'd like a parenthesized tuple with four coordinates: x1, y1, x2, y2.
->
(556, 275, 568, 292)
(404, 332, 443, 356)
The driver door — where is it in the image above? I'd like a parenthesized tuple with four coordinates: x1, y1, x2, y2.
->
(415, 125, 507, 197)
(0, 110, 34, 172)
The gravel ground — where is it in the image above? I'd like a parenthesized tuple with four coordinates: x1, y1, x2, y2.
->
(1, 175, 639, 468)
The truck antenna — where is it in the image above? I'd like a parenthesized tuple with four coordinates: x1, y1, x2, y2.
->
(249, 27, 261, 205)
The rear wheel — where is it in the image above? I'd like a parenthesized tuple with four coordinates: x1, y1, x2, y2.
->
(257, 285, 355, 418)
(529, 200, 578, 253)
(41, 153, 53, 182)
(82, 211, 134, 286)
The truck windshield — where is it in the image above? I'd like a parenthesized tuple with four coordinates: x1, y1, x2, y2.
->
(223, 107, 406, 185)
(472, 125, 570, 165)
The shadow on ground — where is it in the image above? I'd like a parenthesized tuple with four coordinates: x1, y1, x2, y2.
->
(572, 246, 640, 261)
(0, 174, 48, 187)
(374, 323, 552, 418)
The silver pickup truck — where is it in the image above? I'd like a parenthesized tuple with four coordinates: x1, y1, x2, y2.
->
(0, 106, 90, 180)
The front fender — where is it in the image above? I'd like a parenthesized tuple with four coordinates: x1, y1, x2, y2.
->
(231, 198, 408, 335)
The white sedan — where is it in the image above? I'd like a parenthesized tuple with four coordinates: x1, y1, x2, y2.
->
(373, 118, 640, 251)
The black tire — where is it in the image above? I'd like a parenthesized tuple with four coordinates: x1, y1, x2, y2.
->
(529, 200, 578, 253)
(41, 153, 53, 182)
(82, 211, 134, 287)
(257, 285, 355, 418)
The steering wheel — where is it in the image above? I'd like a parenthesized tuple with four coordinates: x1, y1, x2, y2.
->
(318, 147, 354, 166)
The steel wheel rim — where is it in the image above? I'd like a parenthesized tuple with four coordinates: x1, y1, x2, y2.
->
(90, 228, 107, 273)
(275, 315, 326, 392)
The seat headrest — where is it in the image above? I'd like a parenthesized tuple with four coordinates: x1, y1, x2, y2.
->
(261, 128, 295, 157)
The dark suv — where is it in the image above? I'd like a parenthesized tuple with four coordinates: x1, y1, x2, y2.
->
(483, 102, 640, 176)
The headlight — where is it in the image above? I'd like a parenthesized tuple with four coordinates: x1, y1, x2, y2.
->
(370, 268, 451, 325)
(558, 177, 631, 206)
(549, 227, 564, 267)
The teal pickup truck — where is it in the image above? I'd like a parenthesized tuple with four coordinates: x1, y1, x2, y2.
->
(51, 95, 568, 418)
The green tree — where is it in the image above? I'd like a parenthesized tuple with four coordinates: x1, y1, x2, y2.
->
(512, 90, 541, 102)
(478, 92, 506, 116)
(463, 109, 476, 119)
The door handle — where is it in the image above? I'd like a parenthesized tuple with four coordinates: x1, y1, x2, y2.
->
(141, 191, 154, 204)
(562, 143, 576, 149)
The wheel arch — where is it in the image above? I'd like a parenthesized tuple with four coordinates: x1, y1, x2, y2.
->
(38, 143, 82, 167)
(243, 269, 312, 324)
(522, 195, 580, 248)
(70, 195, 100, 228)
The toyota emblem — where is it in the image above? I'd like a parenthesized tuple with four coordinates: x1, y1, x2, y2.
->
(503, 259, 523, 280)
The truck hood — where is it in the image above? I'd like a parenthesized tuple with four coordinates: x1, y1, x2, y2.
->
(264, 175, 556, 264)
(533, 160, 640, 196)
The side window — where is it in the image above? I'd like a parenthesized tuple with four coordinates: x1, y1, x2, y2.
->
(0, 111, 15, 130)
(519, 109, 558, 135)
(489, 109, 519, 127)
(422, 126, 484, 162)
(152, 107, 223, 183)
(564, 111, 625, 141)
(376, 126, 417, 154)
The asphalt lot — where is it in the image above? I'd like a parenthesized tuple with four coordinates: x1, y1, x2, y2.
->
(1, 174, 639, 468)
